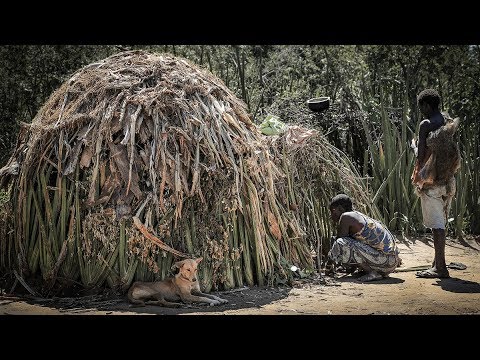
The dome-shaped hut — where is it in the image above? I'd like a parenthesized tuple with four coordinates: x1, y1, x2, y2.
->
(0, 50, 378, 296)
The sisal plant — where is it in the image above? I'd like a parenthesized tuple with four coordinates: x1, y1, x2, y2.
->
(0, 50, 378, 296)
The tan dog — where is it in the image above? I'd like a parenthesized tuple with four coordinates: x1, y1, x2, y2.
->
(127, 257, 228, 307)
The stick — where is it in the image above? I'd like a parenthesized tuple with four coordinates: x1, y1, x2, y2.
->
(47, 240, 69, 290)
(132, 216, 190, 258)
(13, 270, 40, 297)
(394, 265, 430, 272)
(54, 91, 69, 128)
(8, 279, 18, 294)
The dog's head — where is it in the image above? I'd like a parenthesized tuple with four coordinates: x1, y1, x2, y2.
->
(172, 257, 203, 283)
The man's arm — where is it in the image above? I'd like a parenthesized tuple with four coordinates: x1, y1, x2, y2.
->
(336, 214, 352, 238)
(416, 119, 431, 167)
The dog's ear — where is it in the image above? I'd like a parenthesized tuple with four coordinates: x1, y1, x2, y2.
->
(172, 260, 186, 270)
(195, 257, 203, 264)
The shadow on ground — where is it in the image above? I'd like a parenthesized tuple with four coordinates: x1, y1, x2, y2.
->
(10, 286, 292, 314)
(407, 234, 480, 252)
(435, 278, 480, 293)
(121, 286, 292, 315)
(334, 275, 405, 285)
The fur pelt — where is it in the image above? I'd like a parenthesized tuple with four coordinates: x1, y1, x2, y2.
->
(412, 113, 461, 191)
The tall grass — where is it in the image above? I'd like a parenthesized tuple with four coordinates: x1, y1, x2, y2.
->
(451, 120, 480, 237)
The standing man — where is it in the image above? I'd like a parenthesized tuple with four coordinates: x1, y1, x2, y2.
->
(411, 88, 461, 279)
(327, 194, 401, 282)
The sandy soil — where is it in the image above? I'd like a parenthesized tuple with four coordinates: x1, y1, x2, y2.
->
(1, 234, 479, 316)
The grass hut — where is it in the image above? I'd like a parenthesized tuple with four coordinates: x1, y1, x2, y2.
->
(0, 50, 378, 296)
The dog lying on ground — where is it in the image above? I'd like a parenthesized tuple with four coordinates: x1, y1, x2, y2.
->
(127, 257, 229, 307)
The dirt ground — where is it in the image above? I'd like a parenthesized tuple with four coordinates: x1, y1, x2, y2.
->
(1, 234, 480, 316)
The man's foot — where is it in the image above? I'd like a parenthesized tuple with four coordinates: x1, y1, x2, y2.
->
(344, 265, 358, 274)
(324, 264, 336, 276)
(415, 268, 450, 278)
(358, 271, 383, 282)
(351, 268, 367, 277)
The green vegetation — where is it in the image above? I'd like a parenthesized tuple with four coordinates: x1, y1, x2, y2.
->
(0, 45, 478, 292)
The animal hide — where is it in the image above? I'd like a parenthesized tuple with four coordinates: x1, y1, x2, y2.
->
(411, 114, 461, 191)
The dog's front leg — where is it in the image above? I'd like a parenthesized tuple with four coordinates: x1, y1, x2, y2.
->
(191, 289, 228, 304)
(145, 299, 182, 308)
(146, 294, 183, 308)
(128, 299, 146, 307)
(180, 293, 222, 306)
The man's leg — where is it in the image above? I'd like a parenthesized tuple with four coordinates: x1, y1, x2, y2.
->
(417, 229, 449, 278)
(417, 187, 450, 278)
(432, 228, 449, 276)
(357, 262, 383, 282)
(328, 237, 358, 275)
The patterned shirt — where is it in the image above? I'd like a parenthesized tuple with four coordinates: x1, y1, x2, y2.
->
(352, 211, 399, 255)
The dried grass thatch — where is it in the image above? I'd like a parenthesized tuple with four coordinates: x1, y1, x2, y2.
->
(0, 50, 378, 296)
